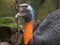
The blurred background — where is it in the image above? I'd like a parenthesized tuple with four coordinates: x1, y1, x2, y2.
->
(0, 0, 60, 44)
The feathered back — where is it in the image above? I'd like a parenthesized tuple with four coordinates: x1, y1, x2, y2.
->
(28, 9, 60, 45)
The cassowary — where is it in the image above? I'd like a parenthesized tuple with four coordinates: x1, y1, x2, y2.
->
(15, 3, 60, 45)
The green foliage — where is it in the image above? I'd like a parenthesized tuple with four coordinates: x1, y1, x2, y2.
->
(0, 17, 17, 29)
(0, 0, 17, 31)
(0, 0, 15, 17)
(38, 0, 56, 20)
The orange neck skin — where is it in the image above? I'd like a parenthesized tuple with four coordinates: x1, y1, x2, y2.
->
(23, 20, 33, 45)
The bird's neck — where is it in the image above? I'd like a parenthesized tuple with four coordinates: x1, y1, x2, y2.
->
(23, 20, 33, 45)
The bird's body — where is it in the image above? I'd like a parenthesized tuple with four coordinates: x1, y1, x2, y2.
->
(28, 9, 60, 45)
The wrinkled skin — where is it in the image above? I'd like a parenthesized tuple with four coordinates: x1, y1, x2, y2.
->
(28, 9, 60, 45)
